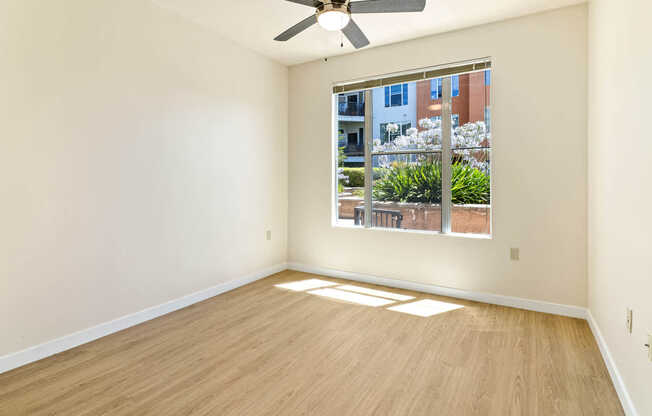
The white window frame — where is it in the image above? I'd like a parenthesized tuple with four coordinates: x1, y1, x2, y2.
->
(332, 59, 493, 238)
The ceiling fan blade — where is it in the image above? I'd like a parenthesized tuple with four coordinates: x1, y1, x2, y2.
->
(349, 0, 426, 14)
(342, 19, 370, 49)
(274, 14, 318, 41)
(284, 0, 322, 7)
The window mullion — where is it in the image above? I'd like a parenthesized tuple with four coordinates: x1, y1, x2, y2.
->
(363, 89, 373, 228)
(441, 77, 452, 233)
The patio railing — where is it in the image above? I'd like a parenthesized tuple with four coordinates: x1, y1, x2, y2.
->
(354, 206, 403, 229)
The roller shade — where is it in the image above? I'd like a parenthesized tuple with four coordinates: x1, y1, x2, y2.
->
(333, 59, 491, 94)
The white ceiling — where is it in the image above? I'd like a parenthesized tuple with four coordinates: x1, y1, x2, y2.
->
(153, 0, 585, 66)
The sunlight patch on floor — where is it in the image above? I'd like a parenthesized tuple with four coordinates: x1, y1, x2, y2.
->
(336, 284, 415, 301)
(275, 280, 464, 317)
(275, 279, 338, 292)
(387, 299, 464, 317)
(308, 288, 396, 307)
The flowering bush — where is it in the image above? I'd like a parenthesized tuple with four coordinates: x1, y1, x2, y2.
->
(385, 122, 399, 134)
(337, 167, 349, 183)
(368, 117, 490, 204)
(373, 118, 490, 174)
(338, 118, 489, 203)
(337, 146, 349, 192)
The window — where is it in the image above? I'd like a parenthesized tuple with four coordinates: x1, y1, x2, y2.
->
(431, 76, 459, 99)
(334, 60, 492, 236)
(384, 84, 408, 107)
(485, 70, 491, 86)
(431, 115, 459, 128)
(380, 122, 411, 142)
(430, 78, 442, 100)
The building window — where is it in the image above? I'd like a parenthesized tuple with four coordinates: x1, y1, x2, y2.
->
(384, 84, 408, 107)
(431, 115, 459, 128)
(431, 76, 459, 99)
(335, 61, 492, 235)
(380, 122, 411, 142)
(430, 78, 442, 100)
(485, 70, 491, 86)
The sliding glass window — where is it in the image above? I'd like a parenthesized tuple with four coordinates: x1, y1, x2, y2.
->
(334, 59, 491, 236)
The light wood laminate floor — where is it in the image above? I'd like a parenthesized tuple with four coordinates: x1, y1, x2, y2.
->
(0, 270, 623, 415)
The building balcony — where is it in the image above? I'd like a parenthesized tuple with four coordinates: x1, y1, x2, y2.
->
(343, 144, 364, 156)
(338, 102, 365, 117)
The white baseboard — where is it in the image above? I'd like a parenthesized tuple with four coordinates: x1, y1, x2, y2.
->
(287, 262, 587, 319)
(586, 311, 638, 416)
(2, 261, 635, 416)
(0, 262, 287, 375)
(288, 262, 636, 415)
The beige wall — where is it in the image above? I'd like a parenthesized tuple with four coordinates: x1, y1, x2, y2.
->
(588, 0, 652, 414)
(0, 0, 288, 357)
(288, 5, 588, 307)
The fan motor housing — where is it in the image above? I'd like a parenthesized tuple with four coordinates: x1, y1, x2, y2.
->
(317, 2, 351, 15)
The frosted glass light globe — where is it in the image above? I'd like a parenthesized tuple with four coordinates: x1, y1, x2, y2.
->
(317, 10, 350, 31)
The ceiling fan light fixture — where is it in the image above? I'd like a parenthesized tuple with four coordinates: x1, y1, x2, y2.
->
(275, 0, 426, 49)
(317, 4, 350, 31)
(317, 10, 350, 31)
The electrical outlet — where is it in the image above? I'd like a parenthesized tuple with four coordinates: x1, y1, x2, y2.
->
(626, 309, 633, 333)
(266, 230, 272, 241)
(510, 248, 519, 261)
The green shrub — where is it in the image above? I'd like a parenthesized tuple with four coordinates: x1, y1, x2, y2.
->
(338, 146, 347, 167)
(450, 163, 490, 204)
(372, 163, 441, 203)
(342, 168, 365, 187)
(342, 168, 385, 187)
(372, 162, 489, 205)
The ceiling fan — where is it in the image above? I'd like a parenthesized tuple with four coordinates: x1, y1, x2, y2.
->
(274, 0, 427, 49)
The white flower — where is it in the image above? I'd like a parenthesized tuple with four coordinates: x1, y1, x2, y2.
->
(372, 119, 487, 170)
(386, 123, 399, 134)
(419, 118, 439, 130)
(337, 167, 349, 183)
(394, 135, 408, 147)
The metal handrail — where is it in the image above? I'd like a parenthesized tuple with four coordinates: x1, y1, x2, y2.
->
(338, 102, 365, 116)
(354, 206, 403, 228)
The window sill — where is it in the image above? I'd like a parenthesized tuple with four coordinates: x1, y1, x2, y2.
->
(331, 222, 492, 240)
